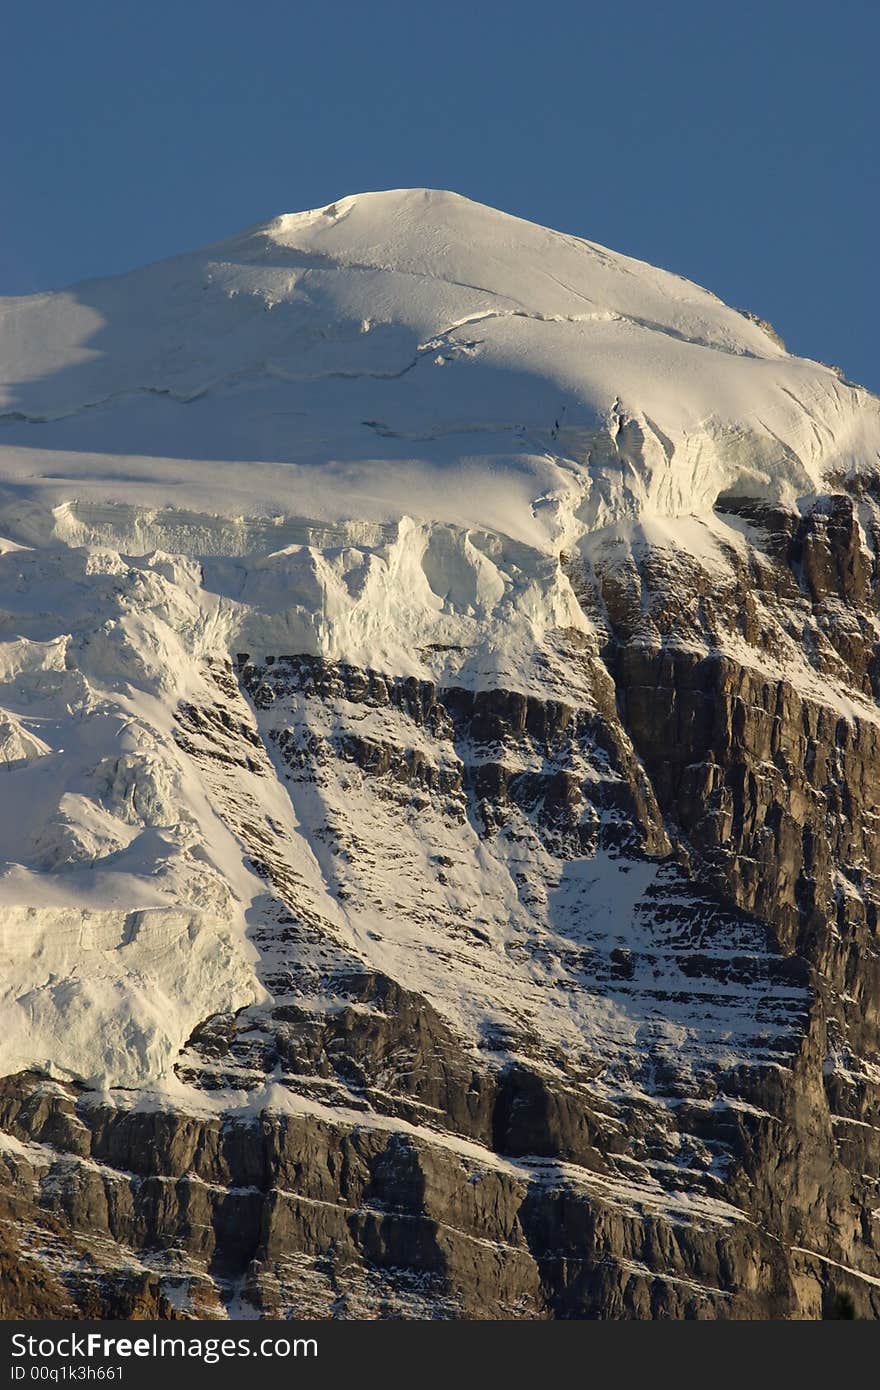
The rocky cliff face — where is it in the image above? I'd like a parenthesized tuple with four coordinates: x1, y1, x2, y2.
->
(2, 484, 880, 1320)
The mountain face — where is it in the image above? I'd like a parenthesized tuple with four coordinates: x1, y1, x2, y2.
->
(1, 189, 880, 1318)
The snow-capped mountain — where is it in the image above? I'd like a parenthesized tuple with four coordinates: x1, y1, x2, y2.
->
(3, 188, 877, 546)
(1, 190, 879, 1319)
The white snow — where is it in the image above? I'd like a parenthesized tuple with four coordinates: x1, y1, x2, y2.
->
(0, 188, 877, 554)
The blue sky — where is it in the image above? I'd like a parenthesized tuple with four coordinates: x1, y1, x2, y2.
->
(2, 0, 876, 388)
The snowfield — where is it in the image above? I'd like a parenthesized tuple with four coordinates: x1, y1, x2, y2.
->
(0, 188, 876, 1089)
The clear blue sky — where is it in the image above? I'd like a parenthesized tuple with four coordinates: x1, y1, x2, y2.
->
(2, 0, 877, 388)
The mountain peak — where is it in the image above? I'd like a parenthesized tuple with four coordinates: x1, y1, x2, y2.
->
(0, 190, 878, 551)
(3, 191, 880, 1319)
